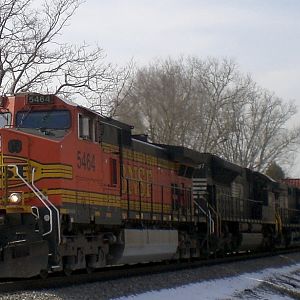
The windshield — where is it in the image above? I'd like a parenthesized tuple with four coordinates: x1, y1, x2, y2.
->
(0, 112, 11, 128)
(16, 110, 71, 129)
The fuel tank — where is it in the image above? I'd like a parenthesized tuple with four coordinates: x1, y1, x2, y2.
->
(113, 229, 178, 264)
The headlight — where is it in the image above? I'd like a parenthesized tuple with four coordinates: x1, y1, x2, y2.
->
(8, 192, 22, 204)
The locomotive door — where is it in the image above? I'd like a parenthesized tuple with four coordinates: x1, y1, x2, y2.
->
(75, 177, 91, 223)
(100, 155, 122, 225)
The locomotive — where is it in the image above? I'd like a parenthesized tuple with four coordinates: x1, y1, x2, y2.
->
(0, 93, 299, 278)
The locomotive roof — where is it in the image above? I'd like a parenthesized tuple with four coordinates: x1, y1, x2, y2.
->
(132, 138, 168, 159)
(200, 153, 243, 174)
(155, 144, 200, 165)
(245, 168, 277, 184)
(158, 145, 242, 173)
(77, 104, 133, 132)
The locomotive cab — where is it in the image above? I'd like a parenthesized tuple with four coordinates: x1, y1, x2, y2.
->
(0, 93, 77, 277)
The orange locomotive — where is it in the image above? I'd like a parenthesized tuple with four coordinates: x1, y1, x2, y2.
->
(0, 93, 196, 277)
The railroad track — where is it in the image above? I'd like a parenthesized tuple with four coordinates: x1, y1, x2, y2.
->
(0, 247, 299, 294)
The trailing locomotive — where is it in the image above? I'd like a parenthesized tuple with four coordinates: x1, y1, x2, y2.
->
(0, 93, 299, 278)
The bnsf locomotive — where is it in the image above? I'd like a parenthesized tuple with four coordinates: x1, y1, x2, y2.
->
(0, 93, 299, 278)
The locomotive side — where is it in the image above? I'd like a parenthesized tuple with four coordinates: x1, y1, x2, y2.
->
(188, 152, 300, 252)
(0, 93, 299, 278)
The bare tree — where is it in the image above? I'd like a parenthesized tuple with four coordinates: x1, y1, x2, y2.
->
(187, 57, 254, 153)
(219, 89, 300, 171)
(116, 57, 197, 144)
(116, 56, 300, 172)
(86, 60, 134, 117)
(0, 0, 132, 107)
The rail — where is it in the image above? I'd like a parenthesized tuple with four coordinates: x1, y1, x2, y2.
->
(124, 177, 193, 222)
(278, 207, 300, 225)
(217, 194, 263, 221)
(0, 245, 299, 293)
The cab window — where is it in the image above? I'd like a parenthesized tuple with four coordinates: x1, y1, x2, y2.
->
(16, 110, 70, 129)
(0, 112, 11, 128)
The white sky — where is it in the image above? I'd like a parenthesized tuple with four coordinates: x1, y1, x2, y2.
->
(62, 0, 300, 175)
(64, 0, 300, 101)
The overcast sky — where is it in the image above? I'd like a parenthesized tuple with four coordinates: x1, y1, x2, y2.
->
(63, 0, 300, 174)
(65, 0, 300, 101)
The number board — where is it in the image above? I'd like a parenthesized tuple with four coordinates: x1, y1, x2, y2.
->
(27, 94, 53, 105)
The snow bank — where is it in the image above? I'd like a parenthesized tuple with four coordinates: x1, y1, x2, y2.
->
(115, 261, 300, 300)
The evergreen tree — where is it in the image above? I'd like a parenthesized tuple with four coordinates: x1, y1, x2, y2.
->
(266, 162, 285, 180)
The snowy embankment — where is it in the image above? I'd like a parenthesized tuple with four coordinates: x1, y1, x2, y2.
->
(115, 258, 300, 300)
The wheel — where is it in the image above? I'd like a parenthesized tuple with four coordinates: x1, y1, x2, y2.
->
(64, 268, 73, 276)
(86, 266, 95, 274)
(40, 269, 48, 279)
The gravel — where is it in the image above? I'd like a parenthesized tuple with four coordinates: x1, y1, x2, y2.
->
(1, 253, 300, 300)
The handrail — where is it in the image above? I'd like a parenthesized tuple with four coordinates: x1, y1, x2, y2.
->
(31, 206, 40, 219)
(123, 176, 193, 193)
(210, 203, 222, 236)
(0, 160, 3, 204)
(124, 176, 193, 219)
(32, 167, 61, 244)
(275, 210, 282, 234)
(220, 194, 263, 204)
(279, 207, 300, 213)
(7, 164, 53, 237)
(193, 200, 215, 234)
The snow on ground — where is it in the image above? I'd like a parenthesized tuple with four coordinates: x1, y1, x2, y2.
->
(115, 260, 300, 300)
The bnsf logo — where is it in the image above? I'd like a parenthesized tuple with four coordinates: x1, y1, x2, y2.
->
(122, 165, 153, 197)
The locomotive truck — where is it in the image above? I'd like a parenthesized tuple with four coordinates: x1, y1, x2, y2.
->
(0, 93, 299, 278)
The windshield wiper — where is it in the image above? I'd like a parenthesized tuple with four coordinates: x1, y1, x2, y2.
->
(37, 127, 54, 136)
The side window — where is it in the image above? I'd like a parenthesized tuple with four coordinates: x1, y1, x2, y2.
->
(78, 114, 94, 141)
(110, 158, 118, 186)
(78, 114, 87, 139)
(0, 112, 11, 128)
